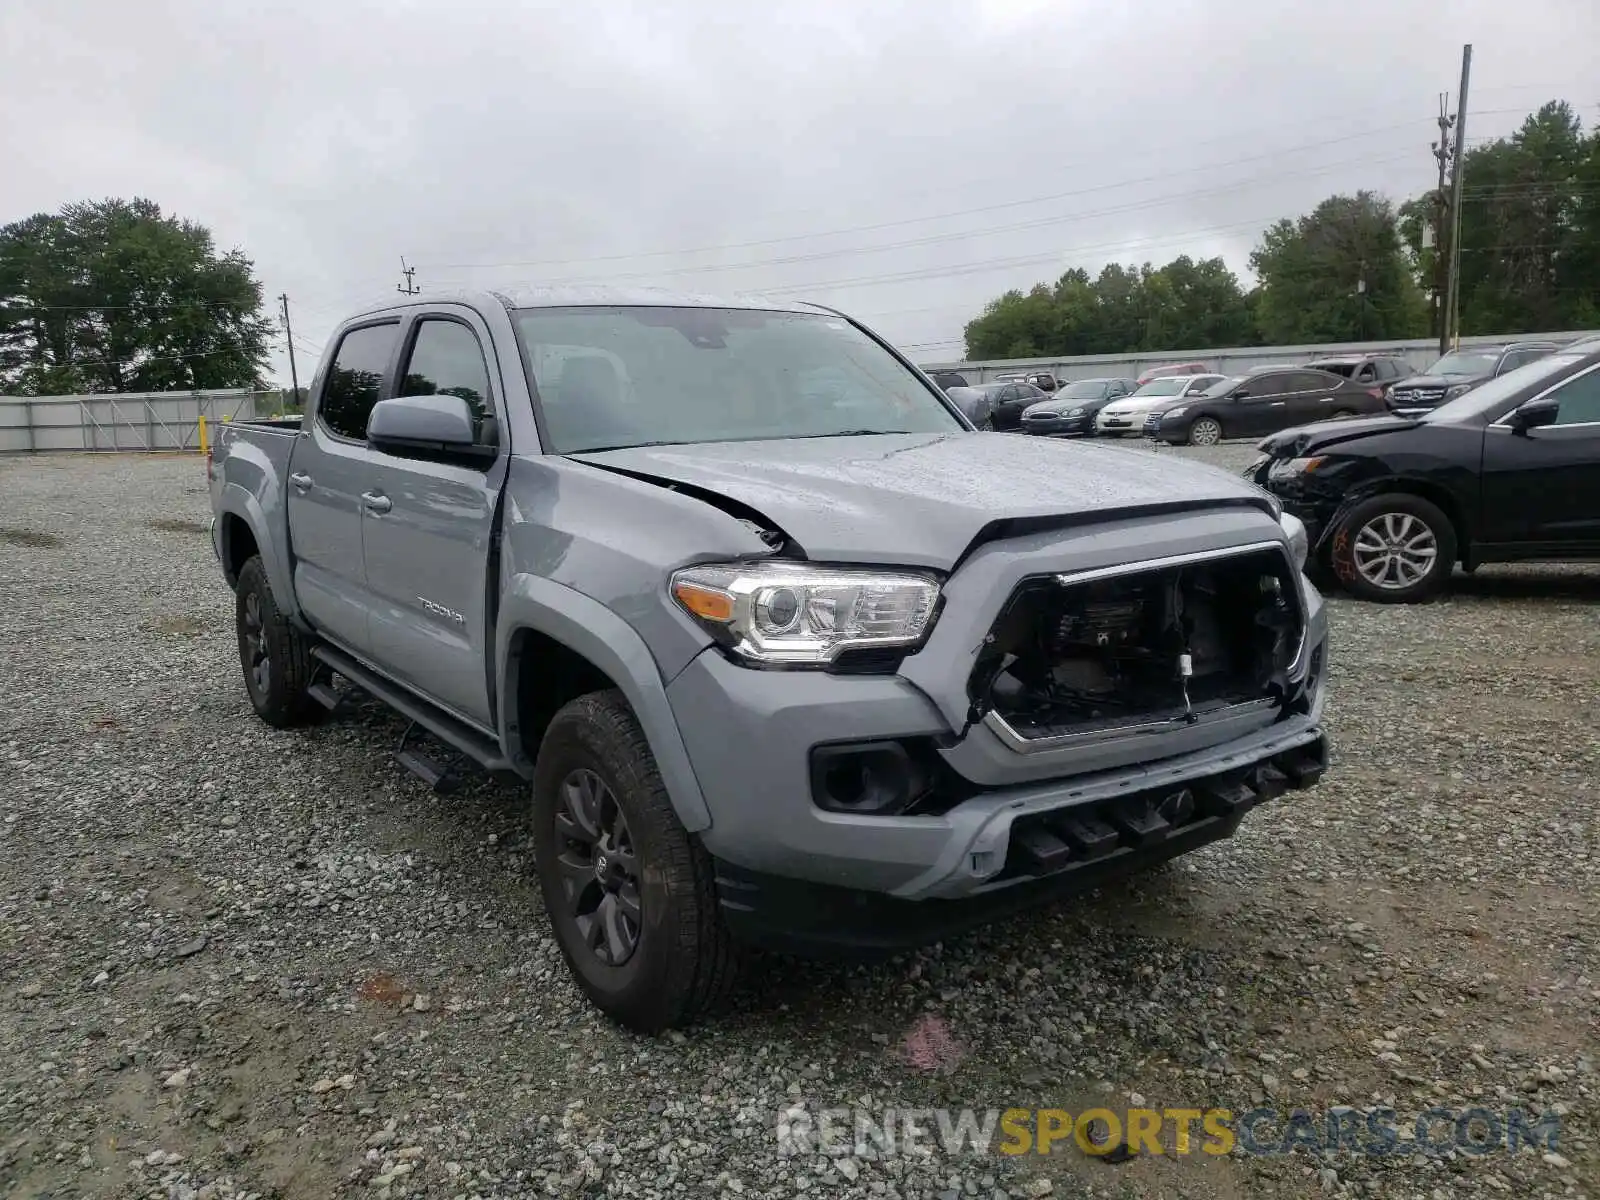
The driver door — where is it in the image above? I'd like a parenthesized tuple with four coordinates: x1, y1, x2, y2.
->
(1479, 363, 1600, 551)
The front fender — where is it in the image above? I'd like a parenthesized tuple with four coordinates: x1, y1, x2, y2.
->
(496, 573, 712, 833)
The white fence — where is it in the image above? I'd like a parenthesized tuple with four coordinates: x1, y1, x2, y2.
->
(920, 330, 1600, 385)
(0, 390, 287, 454)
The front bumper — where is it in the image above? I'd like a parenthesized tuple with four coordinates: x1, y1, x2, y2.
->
(1096, 414, 1141, 434)
(714, 732, 1326, 956)
(1022, 413, 1095, 436)
(666, 520, 1331, 949)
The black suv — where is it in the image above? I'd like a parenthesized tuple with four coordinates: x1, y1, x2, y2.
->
(1386, 342, 1559, 416)
(1305, 354, 1416, 387)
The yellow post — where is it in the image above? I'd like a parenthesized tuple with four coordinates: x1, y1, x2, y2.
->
(197, 414, 209, 456)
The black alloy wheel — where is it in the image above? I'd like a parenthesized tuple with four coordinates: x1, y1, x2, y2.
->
(553, 767, 642, 966)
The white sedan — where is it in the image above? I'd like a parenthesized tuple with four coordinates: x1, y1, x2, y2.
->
(1094, 374, 1226, 435)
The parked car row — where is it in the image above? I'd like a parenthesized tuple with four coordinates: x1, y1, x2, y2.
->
(929, 339, 1592, 445)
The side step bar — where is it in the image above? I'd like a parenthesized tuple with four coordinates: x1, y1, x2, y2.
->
(310, 644, 513, 775)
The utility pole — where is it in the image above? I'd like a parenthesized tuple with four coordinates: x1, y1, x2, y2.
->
(279, 294, 301, 404)
(1430, 93, 1455, 343)
(1441, 44, 1472, 356)
(396, 256, 420, 296)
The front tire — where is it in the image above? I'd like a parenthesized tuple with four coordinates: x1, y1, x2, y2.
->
(1330, 494, 1457, 603)
(1188, 416, 1223, 445)
(235, 555, 321, 727)
(531, 691, 737, 1032)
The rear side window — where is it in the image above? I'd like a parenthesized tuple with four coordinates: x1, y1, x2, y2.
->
(320, 323, 399, 441)
(399, 319, 498, 446)
(1289, 371, 1336, 392)
(1315, 362, 1357, 378)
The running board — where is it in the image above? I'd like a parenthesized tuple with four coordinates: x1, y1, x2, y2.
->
(309, 644, 513, 774)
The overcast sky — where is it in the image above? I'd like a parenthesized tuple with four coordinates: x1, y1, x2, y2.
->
(4, 0, 1597, 381)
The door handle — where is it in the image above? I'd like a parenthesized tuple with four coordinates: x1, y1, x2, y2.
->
(361, 491, 392, 514)
(1270, 401, 1286, 407)
(290, 472, 313, 491)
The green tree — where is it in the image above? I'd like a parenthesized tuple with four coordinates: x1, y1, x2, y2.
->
(1249, 191, 1427, 344)
(962, 255, 1255, 358)
(0, 198, 272, 395)
(1453, 103, 1593, 334)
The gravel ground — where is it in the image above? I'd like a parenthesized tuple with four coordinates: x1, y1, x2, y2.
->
(1, 446, 1595, 1200)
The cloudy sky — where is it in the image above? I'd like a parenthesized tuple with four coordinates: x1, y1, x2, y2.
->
(3, 0, 1597, 381)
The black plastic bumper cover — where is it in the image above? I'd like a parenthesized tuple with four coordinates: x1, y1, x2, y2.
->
(713, 733, 1328, 958)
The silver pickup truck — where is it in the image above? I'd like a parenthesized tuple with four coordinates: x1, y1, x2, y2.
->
(209, 287, 1330, 1031)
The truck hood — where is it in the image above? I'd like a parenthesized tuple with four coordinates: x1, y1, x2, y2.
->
(1258, 415, 1419, 458)
(572, 433, 1272, 569)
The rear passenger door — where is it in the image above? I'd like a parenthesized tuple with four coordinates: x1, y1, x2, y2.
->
(358, 311, 507, 730)
(287, 320, 401, 654)
(1283, 371, 1341, 425)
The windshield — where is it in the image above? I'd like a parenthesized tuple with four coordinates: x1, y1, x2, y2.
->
(1421, 353, 1586, 423)
(1201, 376, 1243, 397)
(514, 306, 964, 452)
(1130, 377, 1187, 397)
(1427, 350, 1498, 376)
(1057, 380, 1107, 398)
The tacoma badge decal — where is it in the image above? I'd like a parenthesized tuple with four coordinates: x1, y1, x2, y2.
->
(417, 596, 465, 624)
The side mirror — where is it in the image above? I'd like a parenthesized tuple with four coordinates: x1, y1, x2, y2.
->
(1233, 389, 1251, 400)
(367, 394, 486, 457)
(1508, 396, 1560, 435)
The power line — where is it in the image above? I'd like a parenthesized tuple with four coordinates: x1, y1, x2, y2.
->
(430, 148, 1418, 293)
(419, 119, 1437, 274)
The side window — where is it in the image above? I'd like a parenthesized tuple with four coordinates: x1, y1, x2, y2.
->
(320, 323, 399, 441)
(399, 319, 498, 446)
(1549, 368, 1600, 426)
(1288, 371, 1331, 392)
(1245, 374, 1285, 396)
(1355, 363, 1376, 382)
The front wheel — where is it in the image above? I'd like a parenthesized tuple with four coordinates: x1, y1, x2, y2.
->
(531, 691, 738, 1031)
(1330, 494, 1457, 603)
(1187, 416, 1223, 445)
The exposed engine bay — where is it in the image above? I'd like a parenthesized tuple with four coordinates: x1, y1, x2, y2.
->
(972, 546, 1302, 741)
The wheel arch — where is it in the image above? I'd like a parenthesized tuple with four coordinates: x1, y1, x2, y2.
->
(1317, 476, 1471, 565)
(215, 486, 299, 617)
(498, 575, 712, 832)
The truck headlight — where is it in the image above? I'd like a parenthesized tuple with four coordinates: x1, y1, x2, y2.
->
(1279, 512, 1309, 571)
(670, 562, 941, 666)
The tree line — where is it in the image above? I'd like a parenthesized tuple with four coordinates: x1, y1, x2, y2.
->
(962, 101, 1600, 361)
(0, 198, 272, 396)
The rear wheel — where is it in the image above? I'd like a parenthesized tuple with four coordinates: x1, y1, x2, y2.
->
(1330, 494, 1457, 603)
(1329, 408, 1357, 419)
(235, 555, 321, 727)
(531, 691, 737, 1031)
(1188, 416, 1223, 445)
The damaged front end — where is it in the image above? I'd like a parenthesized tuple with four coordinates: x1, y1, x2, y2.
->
(970, 543, 1305, 751)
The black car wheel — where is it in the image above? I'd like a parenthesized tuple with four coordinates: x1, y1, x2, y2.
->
(531, 690, 738, 1031)
(235, 555, 321, 727)
(1330, 494, 1457, 603)
(1187, 416, 1223, 446)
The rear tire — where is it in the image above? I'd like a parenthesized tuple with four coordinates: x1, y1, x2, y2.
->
(1329, 408, 1357, 420)
(1329, 494, 1457, 603)
(235, 555, 322, 727)
(531, 691, 738, 1032)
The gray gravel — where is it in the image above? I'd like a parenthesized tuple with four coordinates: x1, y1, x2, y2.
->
(1, 446, 1595, 1199)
